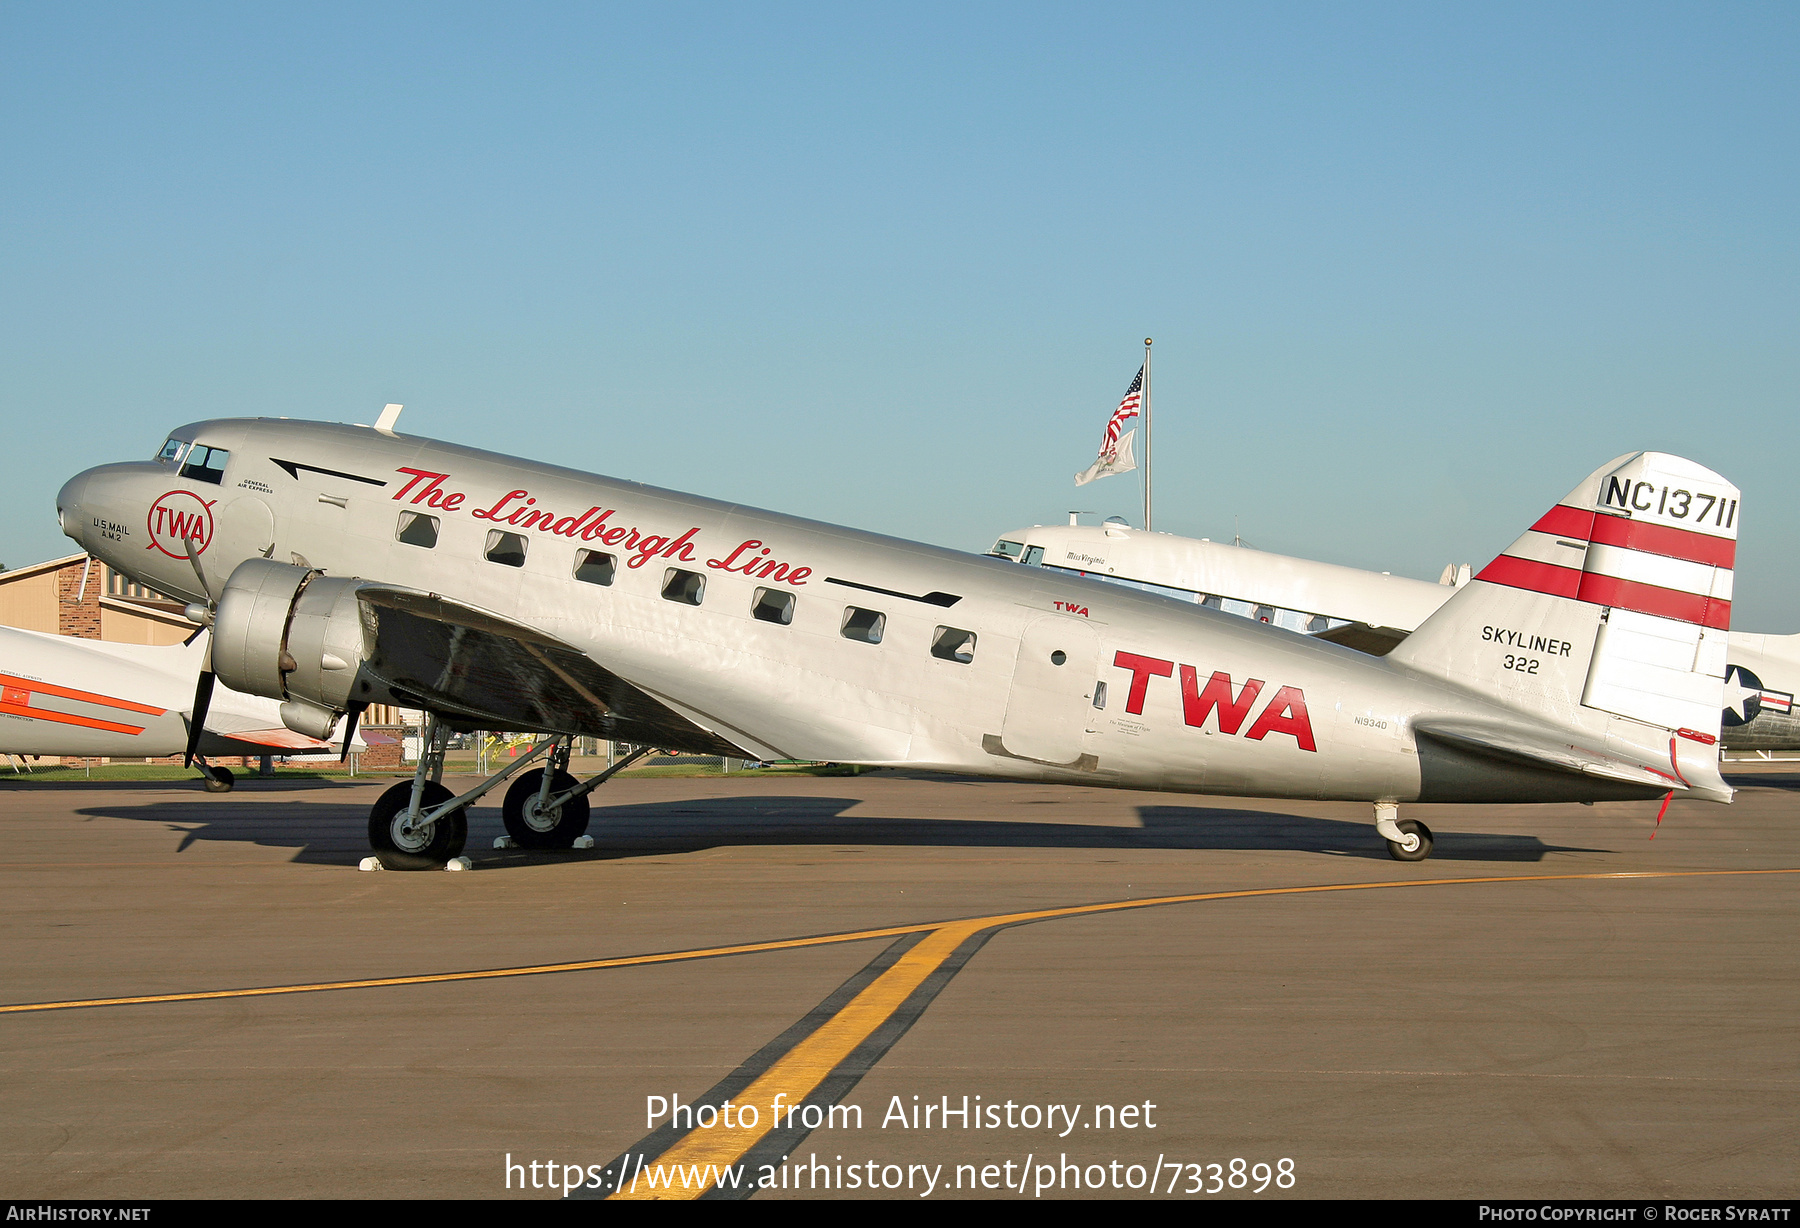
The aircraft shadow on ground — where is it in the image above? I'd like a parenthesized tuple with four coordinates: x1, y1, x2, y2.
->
(1724, 770, 1800, 793)
(74, 793, 1582, 867)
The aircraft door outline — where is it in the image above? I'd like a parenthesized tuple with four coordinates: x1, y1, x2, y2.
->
(997, 615, 1101, 767)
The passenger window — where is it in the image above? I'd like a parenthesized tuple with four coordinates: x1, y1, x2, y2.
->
(396, 511, 439, 548)
(179, 445, 230, 485)
(841, 607, 885, 644)
(663, 568, 705, 605)
(485, 530, 528, 567)
(930, 626, 976, 663)
(752, 587, 794, 624)
(574, 550, 616, 586)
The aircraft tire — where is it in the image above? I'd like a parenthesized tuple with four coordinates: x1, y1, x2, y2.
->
(368, 781, 466, 870)
(502, 769, 590, 849)
(1385, 818, 1433, 862)
(202, 767, 235, 793)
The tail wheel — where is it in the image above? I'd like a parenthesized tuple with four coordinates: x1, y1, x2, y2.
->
(368, 781, 466, 870)
(202, 767, 235, 793)
(1385, 818, 1434, 862)
(502, 769, 590, 849)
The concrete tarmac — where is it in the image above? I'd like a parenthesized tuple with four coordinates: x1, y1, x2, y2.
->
(0, 767, 1794, 1200)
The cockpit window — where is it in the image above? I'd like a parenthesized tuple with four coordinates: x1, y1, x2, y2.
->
(179, 445, 230, 486)
(989, 539, 1025, 560)
(156, 438, 190, 466)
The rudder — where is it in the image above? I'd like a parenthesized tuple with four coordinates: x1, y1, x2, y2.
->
(1392, 452, 1736, 801)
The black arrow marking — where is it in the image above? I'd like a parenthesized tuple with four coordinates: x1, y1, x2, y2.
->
(825, 576, 960, 607)
(270, 458, 389, 487)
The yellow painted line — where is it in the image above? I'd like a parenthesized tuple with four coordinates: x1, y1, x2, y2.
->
(3, 868, 1793, 1018)
(0, 928, 932, 1015)
(611, 919, 987, 1200)
(608, 867, 1800, 1200)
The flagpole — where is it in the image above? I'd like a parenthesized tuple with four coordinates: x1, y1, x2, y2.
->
(1141, 337, 1153, 531)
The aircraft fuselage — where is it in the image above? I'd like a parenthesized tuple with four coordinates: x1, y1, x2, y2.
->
(58, 418, 1673, 806)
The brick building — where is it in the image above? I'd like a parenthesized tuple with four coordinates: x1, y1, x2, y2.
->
(0, 553, 193, 644)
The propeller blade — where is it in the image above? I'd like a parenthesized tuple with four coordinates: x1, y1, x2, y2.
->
(339, 703, 365, 763)
(184, 670, 215, 768)
(183, 633, 216, 770)
(181, 533, 217, 605)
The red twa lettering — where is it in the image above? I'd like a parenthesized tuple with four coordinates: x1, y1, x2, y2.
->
(1179, 667, 1262, 734)
(1118, 652, 1318, 753)
(1244, 685, 1316, 751)
(1112, 651, 1174, 715)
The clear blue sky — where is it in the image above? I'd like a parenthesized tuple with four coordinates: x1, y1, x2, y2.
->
(4, 3, 1795, 626)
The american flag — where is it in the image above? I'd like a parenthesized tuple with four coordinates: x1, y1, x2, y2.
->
(1099, 366, 1143, 458)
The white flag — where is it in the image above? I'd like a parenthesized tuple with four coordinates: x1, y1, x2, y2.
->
(1075, 428, 1136, 486)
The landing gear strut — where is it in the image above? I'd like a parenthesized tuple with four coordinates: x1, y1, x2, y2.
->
(498, 739, 652, 849)
(1374, 801, 1433, 862)
(365, 718, 467, 871)
(359, 722, 653, 870)
(369, 779, 462, 869)
(195, 757, 235, 793)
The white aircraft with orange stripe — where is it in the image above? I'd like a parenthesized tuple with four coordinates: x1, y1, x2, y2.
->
(0, 625, 352, 789)
(56, 418, 1738, 866)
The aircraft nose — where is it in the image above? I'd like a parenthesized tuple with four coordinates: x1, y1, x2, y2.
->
(56, 471, 91, 545)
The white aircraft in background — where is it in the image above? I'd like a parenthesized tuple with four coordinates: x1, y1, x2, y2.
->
(989, 516, 1797, 751)
(0, 626, 360, 790)
(57, 410, 1737, 869)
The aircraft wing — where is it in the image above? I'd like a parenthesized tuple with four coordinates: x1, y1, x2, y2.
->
(202, 726, 333, 752)
(354, 585, 746, 756)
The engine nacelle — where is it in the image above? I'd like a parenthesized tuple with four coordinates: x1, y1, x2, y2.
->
(211, 558, 376, 740)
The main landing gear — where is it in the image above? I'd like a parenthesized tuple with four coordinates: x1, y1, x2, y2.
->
(360, 718, 652, 870)
(502, 739, 592, 849)
(1374, 801, 1434, 862)
(194, 757, 235, 793)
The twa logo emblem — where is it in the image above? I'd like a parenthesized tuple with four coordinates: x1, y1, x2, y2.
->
(146, 491, 216, 559)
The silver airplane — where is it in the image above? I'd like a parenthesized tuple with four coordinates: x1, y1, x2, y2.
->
(56, 412, 1736, 868)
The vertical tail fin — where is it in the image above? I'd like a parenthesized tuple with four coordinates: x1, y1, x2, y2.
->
(1393, 452, 1737, 800)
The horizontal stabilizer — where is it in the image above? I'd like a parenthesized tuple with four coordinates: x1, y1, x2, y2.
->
(1413, 716, 1723, 797)
(1308, 621, 1409, 656)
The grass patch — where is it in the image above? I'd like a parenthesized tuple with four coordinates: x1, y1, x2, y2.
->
(608, 763, 866, 778)
(0, 761, 867, 785)
(0, 764, 398, 784)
